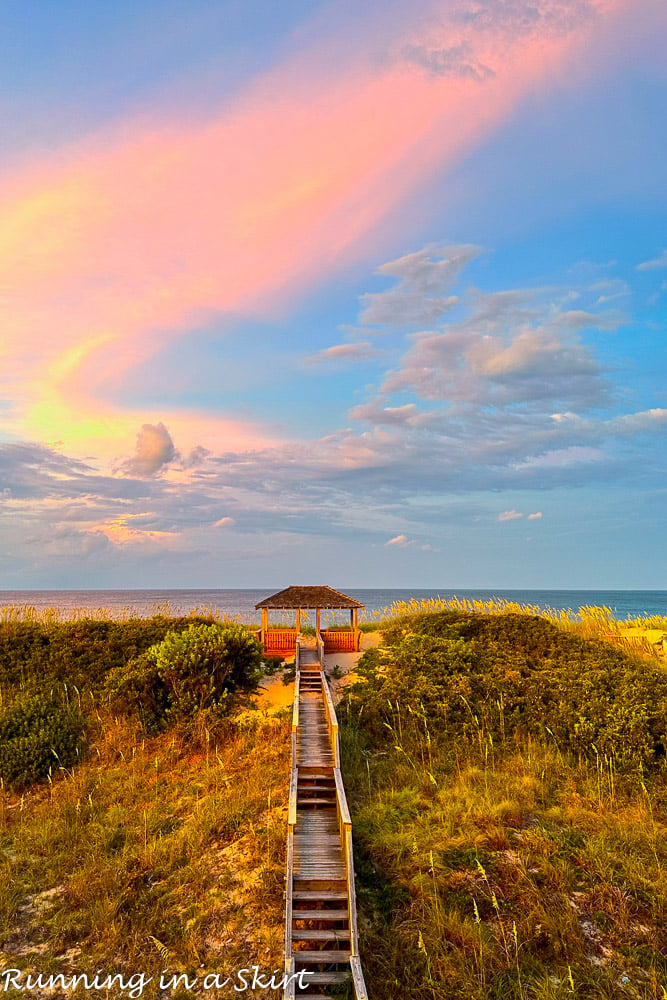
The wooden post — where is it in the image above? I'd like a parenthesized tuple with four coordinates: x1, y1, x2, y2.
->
(316, 607, 321, 636)
(261, 607, 268, 645)
(350, 609, 354, 628)
(295, 608, 301, 633)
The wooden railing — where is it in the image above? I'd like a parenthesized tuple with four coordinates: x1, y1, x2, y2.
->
(283, 637, 368, 1000)
(322, 628, 360, 652)
(265, 628, 298, 652)
(321, 664, 340, 768)
(284, 638, 301, 1000)
(323, 668, 369, 1000)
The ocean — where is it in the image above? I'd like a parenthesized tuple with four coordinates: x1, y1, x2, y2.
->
(0, 588, 666, 622)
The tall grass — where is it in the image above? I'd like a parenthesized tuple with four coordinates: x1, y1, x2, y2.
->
(359, 599, 666, 665)
(343, 719, 667, 999)
(341, 610, 667, 999)
(0, 709, 290, 998)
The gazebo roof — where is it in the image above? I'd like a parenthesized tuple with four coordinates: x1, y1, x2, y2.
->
(255, 585, 364, 610)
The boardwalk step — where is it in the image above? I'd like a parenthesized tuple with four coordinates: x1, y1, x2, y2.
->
(297, 797, 337, 807)
(292, 929, 350, 941)
(293, 971, 351, 985)
(294, 950, 351, 963)
(292, 891, 347, 901)
(293, 909, 348, 920)
(294, 877, 346, 887)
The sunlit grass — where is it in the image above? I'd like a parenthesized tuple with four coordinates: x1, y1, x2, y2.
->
(0, 709, 290, 998)
(342, 704, 667, 1000)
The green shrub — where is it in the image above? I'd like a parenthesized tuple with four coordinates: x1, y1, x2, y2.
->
(104, 651, 170, 733)
(262, 654, 284, 674)
(105, 623, 263, 728)
(347, 612, 667, 770)
(0, 615, 217, 696)
(0, 697, 84, 789)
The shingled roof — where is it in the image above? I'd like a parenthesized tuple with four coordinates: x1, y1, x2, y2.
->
(255, 585, 364, 610)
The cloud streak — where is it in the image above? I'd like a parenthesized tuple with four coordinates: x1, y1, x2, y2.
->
(0, 0, 631, 462)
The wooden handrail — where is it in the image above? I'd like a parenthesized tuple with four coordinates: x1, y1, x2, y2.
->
(321, 672, 340, 767)
(287, 766, 298, 828)
(323, 672, 368, 1000)
(334, 768, 351, 827)
(350, 956, 368, 999)
(284, 634, 368, 1000)
(284, 644, 300, 999)
(283, 955, 296, 1000)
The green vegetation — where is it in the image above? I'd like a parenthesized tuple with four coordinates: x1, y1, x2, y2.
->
(0, 712, 289, 998)
(105, 623, 263, 731)
(341, 610, 667, 1000)
(351, 612, 667, 770)
(0, 612, 288, 998)
(0, 615, 220, 698)
(2, 603, 666, 998)
(0, 697, 84, 789)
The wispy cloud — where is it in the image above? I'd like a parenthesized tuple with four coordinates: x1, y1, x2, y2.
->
(358, 244, 481, 327)
(385, 533, 411, 546)
(0, 2, 625, 462)
(306, 342, 378, 364)
(498, 510, 524, 521)
(637, 250, 667, 271)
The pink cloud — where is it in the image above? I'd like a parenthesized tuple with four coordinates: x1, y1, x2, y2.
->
(386, 534, 410, 546)
(0, 0, 633, 461)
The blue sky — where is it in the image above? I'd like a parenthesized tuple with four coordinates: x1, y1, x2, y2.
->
(1, 0, 666, 589)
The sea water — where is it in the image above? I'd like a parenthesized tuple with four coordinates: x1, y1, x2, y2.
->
(0, 588, 665, 622)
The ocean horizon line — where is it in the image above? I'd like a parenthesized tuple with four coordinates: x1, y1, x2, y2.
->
(1, 587, 666, 622)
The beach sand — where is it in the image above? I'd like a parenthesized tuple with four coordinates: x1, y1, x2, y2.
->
(254, 630, 383, 713)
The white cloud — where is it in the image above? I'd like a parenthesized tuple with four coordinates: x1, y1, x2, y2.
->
(359, 290, 459, 327)
(348, 401, 422, 426)
(385, 533, 410, 546)
(527, 512, 543, 520)
(358, 243, 482, 327)
(604, 408, 667, 434)
(498, 510, 523, 521)
(379, 284, 620, 412)
(512, 446, 605, 470)
(307, 341, 378, 364)
(213, 516, 234, 528)
(454, 0, 595, 37)
(121, 422, 176, 477)
(637, 250, 667, 271)
(403, 41, 495, 81)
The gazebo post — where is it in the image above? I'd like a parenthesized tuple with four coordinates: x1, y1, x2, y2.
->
(316, 607, 321, 637)
(295, 608, 301, 634)
(261, 607, 268, 646)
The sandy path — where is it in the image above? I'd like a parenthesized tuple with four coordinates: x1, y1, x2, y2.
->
(254, 631, 383, 713)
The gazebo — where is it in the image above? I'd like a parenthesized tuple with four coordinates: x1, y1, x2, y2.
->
(255, 585, 364, 654)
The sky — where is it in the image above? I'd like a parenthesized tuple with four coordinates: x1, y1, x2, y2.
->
(1, 0, 666, 590)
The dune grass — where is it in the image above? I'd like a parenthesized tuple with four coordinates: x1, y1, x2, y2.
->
(341, 611, 667, 1000)
(0, 708, 290, 998)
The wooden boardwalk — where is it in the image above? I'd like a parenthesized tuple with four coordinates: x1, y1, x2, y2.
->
(284, 641, 368, 999)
